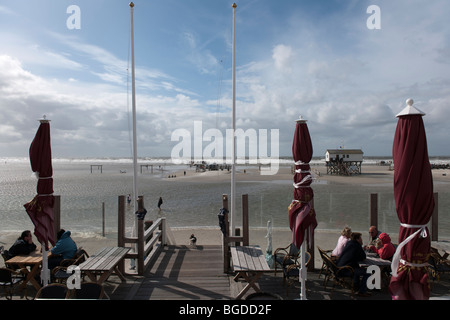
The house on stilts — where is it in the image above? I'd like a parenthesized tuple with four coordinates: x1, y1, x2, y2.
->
(325, 149, 363, 176)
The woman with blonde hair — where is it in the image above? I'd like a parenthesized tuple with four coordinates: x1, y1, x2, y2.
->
(331, 226, 352, 258)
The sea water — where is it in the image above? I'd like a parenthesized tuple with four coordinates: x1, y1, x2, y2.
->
(1, 157, 449, 239)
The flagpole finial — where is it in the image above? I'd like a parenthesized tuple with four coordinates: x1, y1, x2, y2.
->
(396, 98, 425, 117)
(296, 115, 307, 123)
(39, 115, 50, 123)
(129, 2, 134, 8)
(232, 3, 237, 8)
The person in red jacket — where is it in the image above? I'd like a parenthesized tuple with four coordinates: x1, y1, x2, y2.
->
(369, 232, 395, 260)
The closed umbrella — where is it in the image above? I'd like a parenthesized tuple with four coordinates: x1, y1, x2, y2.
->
(389, 99, 434, 300)
(23, 117, 55, 286)
(289, 116, 317, 300)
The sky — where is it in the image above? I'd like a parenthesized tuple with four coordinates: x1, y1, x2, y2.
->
(1, 0, 449, 159)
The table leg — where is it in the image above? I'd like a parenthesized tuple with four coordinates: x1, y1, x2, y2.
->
(19, 264, 42, 291)
(235, 272, 262, 300)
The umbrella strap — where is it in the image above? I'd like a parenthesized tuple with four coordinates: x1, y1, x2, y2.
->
(293, 175, 313, 188)
(295, 168, 310, 174)
(391, 224, 427, 277)
(294, 160, 308, 165)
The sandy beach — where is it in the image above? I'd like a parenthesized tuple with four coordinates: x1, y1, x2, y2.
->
(2, 163, 448, 269)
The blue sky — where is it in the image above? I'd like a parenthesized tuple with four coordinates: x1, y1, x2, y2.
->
(1, 0, 450, 159)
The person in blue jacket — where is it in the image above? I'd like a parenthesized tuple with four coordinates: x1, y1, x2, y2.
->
(49, 229, 77, 269)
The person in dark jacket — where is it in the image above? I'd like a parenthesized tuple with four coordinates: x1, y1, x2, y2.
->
(49, 229, 77, 269)
(337, 232, 371, 296)
(7, 230, 37, 258)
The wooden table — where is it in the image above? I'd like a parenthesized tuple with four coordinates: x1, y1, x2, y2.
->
(360, 255, 392, 268)
(6, 251, 47, 290)
(79, 247, 130, 284)
(230, 245, 271, 299)
(431, 241, 450, 255)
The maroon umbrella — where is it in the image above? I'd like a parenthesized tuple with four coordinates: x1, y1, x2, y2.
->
(289, 116, 317, 249)
(389, 99, 434, 300)
(23, 118, 55, 251)
(288, 116, 318, 300)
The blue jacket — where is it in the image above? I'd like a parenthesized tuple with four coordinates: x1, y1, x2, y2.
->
(51, 231, 77, 259)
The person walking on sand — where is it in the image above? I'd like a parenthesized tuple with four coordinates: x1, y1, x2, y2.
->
(158, 197, 163, 210)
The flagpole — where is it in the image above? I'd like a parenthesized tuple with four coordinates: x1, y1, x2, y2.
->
(129, 2, 139, 269)
(231, 2, 237, 237)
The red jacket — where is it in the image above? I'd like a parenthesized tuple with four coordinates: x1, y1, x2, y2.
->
(370, 232, 395, 260)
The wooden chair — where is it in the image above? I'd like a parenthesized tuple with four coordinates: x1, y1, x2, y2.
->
(282, 251, 311, 296)
(273, 243, 300, 275)
(320, 251, 354, 292)
(429, 247, 450, 281)
(70, 282, 105, 299)
(52, 248, 89, 283)
(317, 247, 333, 280)
(0, 267, 28, 300)
(35, 283, 70, 299)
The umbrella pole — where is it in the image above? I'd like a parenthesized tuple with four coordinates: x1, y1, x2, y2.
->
(299, 237, 307, 300)
(41, 243, 50, 286)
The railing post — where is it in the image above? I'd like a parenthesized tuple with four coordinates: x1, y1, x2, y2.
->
(117, 195, 125, 273)
(431, 192, 439, 241)
(222, 194, 230, 273)
(242, 194, 249, 246)
(370, 193, 378, 228)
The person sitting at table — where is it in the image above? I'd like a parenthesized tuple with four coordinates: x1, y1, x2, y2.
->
(49, 229, 77, 269)
(368, 225, 382, 247)
(337, 232, 371, 297)
(367, 232, 395, 261)
(331, 226, 352, 259)
(7, 230, 37, 258)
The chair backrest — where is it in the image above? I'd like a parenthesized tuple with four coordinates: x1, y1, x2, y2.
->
(35, 284, 69, 299)
(288, 244, 300, 257)
(0, 268, 13, 283)
(72, 282, 104, 299)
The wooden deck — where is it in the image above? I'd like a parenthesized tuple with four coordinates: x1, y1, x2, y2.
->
(109, 245, 231, 300)
(4, 244, 450, 301)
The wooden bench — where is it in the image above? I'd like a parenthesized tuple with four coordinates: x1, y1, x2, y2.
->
(230, 245, 271, 299)
(79, 247, 130, 284)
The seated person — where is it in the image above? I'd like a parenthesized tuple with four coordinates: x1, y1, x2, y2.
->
(331, 226, 352, 258)
(368, 232, 395, 261)
(49, 229, 77, 269)
(368, 225, 382, 247)
(337, 232, 370, 296)
(7, 230, 37, 258)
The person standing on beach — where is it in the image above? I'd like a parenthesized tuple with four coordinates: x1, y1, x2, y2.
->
(158, 197, 163, 210)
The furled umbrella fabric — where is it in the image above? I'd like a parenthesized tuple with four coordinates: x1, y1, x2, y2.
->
(23, 120, 55, 250)
(389, 99, 434, 300)
(289, 117, 317, 248)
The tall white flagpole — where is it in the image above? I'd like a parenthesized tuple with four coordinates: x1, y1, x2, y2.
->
(129, 2, 139, 270)
(231, 2, 237, 237)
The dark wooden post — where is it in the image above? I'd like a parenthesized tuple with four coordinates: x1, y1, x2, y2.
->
(137, 196, 145, 275)
(370, 193, 378, 228)
(242, 194, 249, 246)
(117, 195, 125, 274)
(222, 194, 230, 273)
(431, 192, 439, 241)
(53, 195, 61, 240)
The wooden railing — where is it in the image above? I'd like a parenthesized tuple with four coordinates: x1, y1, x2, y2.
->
(117, 195, 166, 276)
(221, 194, 249, 273)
